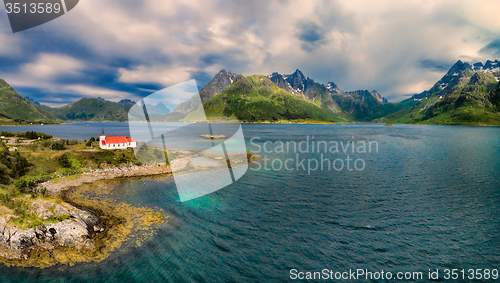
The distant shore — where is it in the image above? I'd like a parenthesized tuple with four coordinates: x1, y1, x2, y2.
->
(2, 120, 500, 129)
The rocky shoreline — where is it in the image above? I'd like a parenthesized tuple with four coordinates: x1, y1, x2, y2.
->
(0, 163, 172, 267)
(34, 163, 172, 196)
(1, 151, 253, 267)
(0, 198, 102, 261)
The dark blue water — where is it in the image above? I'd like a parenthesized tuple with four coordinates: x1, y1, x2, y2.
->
(0, 123, 499, 282)
(0, 122, 137, 141)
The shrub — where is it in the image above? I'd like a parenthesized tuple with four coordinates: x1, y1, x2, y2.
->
(69, 158, 81, 168)
(65, 139, 78, 145)
(118, 153, 128, 163)
(51, 141, 66, 150)
(15, 178, 32, 193)
(153, 148, 162, 158)
(57, 154, 71, 168)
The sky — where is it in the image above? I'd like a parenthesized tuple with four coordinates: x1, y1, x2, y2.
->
(0, 0, 500, 107)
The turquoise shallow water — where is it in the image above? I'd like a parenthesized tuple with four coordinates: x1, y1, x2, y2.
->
(0, 123, 499, 282)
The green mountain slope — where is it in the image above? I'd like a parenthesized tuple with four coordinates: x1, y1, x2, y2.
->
(331, 90, 417, 121)
(48, 97, 130, 122)
(382, 60, 500, 125)
(47, 97, 170, 122)
(202, 75, 346, 122)
(0, 79, 58, 123)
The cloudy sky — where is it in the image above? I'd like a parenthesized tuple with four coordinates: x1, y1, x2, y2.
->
(0, 0, 499, 106)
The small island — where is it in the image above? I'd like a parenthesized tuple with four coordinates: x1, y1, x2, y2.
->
(199, 134, 229, 140)
(385, 122, 395, 126)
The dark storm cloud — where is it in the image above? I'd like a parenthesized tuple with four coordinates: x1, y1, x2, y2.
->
(296, 21, 326, 47)
(0, 0, 499, 105)
(420, 60, 454, 72)
(479, 39, 500, 57)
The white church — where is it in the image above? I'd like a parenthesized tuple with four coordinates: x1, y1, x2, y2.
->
(99, 129, 137, 150)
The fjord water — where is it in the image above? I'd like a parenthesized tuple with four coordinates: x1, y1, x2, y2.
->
(0, 123, 499, 282)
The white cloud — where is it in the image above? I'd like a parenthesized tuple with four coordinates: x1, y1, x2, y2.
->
(0, 53, 138, 104)
(20, 53, 84, 79)
(40, 102, 71, 108)
(62, 84, 138, 102)
(141, 79, 199, 110)
(3, 0, 500, 102)
(118, 65, 195, 87)
(0, 53, 84, 86)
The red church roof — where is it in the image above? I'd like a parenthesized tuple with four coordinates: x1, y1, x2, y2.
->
(104, 136, 128, 144)
(101, 136, 136, 146)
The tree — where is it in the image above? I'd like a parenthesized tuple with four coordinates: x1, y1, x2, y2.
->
(57, 153, 71, 168)
(0, 163, 10, 184)
(0, 150, 11, 169)
(11, 151, 31, 178)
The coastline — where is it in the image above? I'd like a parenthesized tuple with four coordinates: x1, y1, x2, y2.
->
(0, 164, 171, 268)
(34, 163, 172, 196)
(2, 120, 500, 128)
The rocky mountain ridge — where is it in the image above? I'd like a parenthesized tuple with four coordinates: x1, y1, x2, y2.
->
(382, 59, 500, 125)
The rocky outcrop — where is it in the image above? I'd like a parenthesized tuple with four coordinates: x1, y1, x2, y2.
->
(199, 69, 238, 101)
(0, 199, 102, 260)
(269, 69, 342, 112)
(34, 163, 171, 196)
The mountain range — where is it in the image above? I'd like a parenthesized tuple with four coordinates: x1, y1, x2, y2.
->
(380, 60, 500, 125)
(0, 59, 499, 125)
(159, 68, 397, 123)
